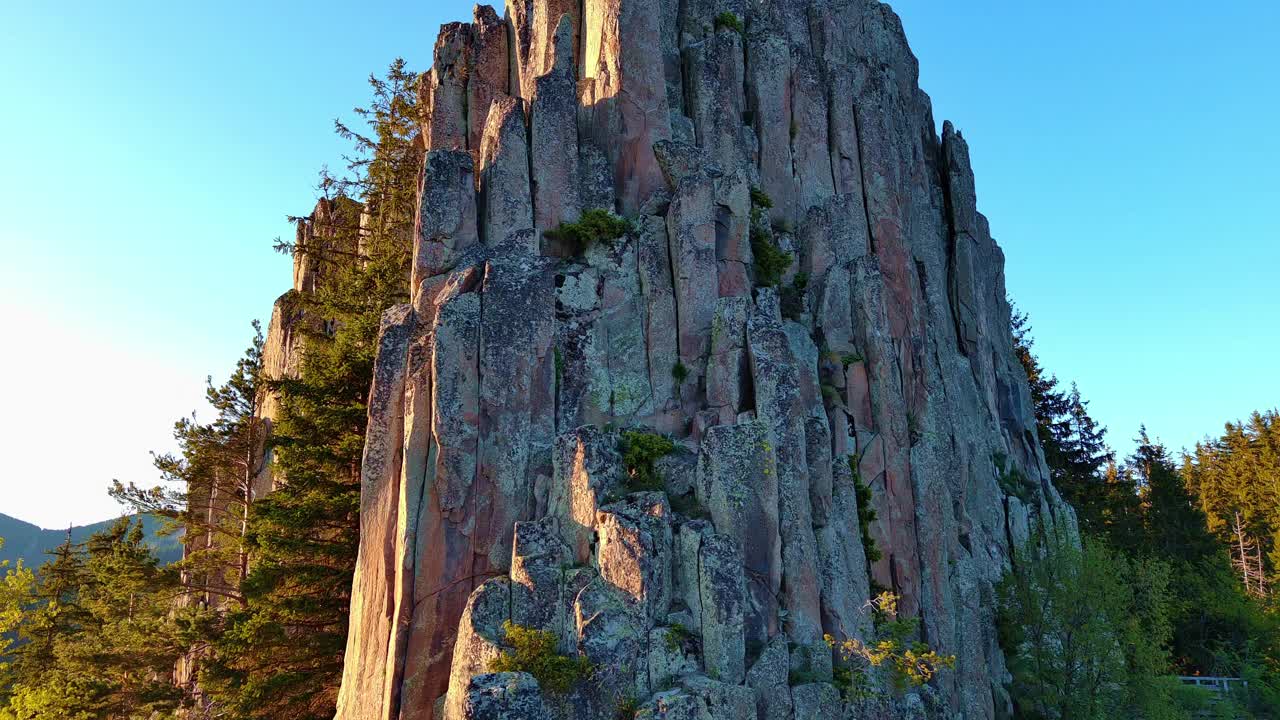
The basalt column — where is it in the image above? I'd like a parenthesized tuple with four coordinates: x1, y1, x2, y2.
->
(336, 2, 1076, 720)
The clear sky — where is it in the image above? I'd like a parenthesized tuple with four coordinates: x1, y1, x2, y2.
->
(1, 1, 1275, 528)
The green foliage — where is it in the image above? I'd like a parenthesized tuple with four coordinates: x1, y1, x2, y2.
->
(1016, 304, 1280, 715)
(664, 623, 693, 653)
(671, 361, 689, 385)
(614, 695, 641, 720)
(713, 12, 743, 34)
(998, 528, 1184, 720)
(825, 592, 955, 698)
(748, 188, 792, 287)
(0, 521, 186, 719)
(1183, 410, 1280, 597)
(780, 272, 808, 320)
(1011, 309, 1116, 532)
(992, 451, 1037, 503)
(0, 539, 34, 701)
(195, 59, 424, 720)
(544, 209, 631, 255)
(849, 456, 882, 565)
(619, 430, 675, 493)
(749, 187, 773, 209)
(750, 225, 792, 288)
(820, 383, 840, 405)
(490, 622, 592, 694)
(113, 321, 267, 612)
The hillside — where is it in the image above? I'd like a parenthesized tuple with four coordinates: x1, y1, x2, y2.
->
(0, 512, 183, 567)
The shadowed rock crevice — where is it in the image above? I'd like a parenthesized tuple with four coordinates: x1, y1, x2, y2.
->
(333, 2, 1077, 719)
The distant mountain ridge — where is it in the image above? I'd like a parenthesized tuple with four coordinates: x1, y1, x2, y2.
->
(0, 512, 183, 567)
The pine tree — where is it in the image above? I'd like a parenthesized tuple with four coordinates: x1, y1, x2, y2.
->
(1, 520, 186, 719)
(1183, 411, 1280, 599)
(199, 60, 422, 720)
(112, 322, 267, 609)
(1010, 308, 1116, 534)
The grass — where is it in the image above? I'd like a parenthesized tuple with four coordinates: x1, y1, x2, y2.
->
(664, 623, 694, 653)
(615, 695, 641, 719)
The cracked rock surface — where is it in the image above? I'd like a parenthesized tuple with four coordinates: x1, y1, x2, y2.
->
(332, 2, 1076, 719)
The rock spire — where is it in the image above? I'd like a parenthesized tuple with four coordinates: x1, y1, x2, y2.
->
(334, 1, 1075, 719)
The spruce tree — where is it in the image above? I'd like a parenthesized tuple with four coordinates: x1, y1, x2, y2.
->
(1, 520, 186, 719)
(199, 60, 421, 720)
(1010, 308, 1116, 534)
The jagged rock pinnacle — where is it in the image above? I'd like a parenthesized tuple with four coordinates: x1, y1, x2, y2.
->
(333, 2, 1076, 719)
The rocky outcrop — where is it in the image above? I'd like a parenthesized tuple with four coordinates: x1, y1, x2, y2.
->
(256, 197, 360, 495)
(335, 2, 1075, 720)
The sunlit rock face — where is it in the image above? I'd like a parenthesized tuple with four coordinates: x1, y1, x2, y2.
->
(334, 1, 1076, 719)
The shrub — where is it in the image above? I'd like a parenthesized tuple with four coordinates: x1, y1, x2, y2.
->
(714, 12, 743, 34)
(824, 592, 955, 697)
(664, 623, 694, 653)
(489, 621, 592, 694)
(544, 208, 631, 255)
(615, 695, 641, 720)
(747, 187, 792, 288)
(781, 272, 809, 320)
(671, 361, 689, 384)
(992, 452, 1036, 503)
(619, 430, 675, 492)
(749, 186, 773, 209)
(750, 225, 792, 288)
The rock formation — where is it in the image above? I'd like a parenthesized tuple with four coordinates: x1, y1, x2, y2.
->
(334, 1, 1076, 719)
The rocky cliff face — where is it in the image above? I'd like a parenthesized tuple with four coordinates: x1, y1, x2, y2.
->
(334, 1, 1075, 719)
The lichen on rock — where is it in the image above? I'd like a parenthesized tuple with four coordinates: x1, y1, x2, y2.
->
(333, 1, 1077, 719)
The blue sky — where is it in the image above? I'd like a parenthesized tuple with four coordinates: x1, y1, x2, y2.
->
(1, 1, 1275, 527)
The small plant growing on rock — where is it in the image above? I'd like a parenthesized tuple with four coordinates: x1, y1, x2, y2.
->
(615, 695, 642, 720)
(671, 361, 689, 384)
(992, 452, 1036, 502)
(749, 187, 792, 288)
(545, 208, 631, 255)
(749, 186, 773, 209)
(750, 224, 792, 288)
(780, 271, 809, 320)
(849, 455, 882, 564)
(664, 623, 694, 653)
(824, 592, 956, 697)
(619, 430, 675, 492)
(714, 11, 743, 34)
(820, 383, 841, 406)
(490, 621, 592, 694)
